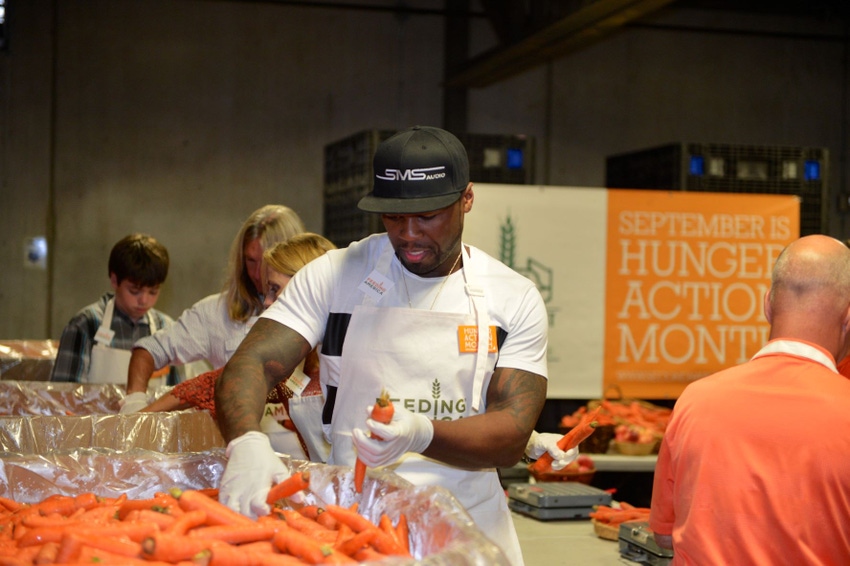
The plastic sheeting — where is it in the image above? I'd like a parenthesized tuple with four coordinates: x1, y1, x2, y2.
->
(0, 449, 510, 565)
(0, 381, 225, 453)
(0, 380, 125, 415)
(0, 340, 58, 381)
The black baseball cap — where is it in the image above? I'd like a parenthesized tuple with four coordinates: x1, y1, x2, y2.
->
(357, 126, 470, 214)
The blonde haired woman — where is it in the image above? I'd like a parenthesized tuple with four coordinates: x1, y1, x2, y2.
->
(141, 233, 336, 462)
(121, 205, 304, 413)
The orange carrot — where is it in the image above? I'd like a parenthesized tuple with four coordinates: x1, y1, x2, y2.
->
(323, 505, 374, 534)
(315, 508, 338, 531)
(395, 513, 410, 553)
(141, 533, 220, 562)
(165, 509, 208, 535)
(334, 528, 376, 556)
(172, 488, 254, 527)
(53, 532, 85, 564)
(266, 471, 310, 506)
(237, 540, 277, 554)
(333, 521, 354, 547)
(353, 546, 389, 562)
(131, 508, 179, 530)
(75, 545, 160, 565)
(277, 509, 336, 544)
(253, 553, 311, 566)
(323, 506, 408, 557)
(201, 543, 268, 566)
(196, 488, 220, 499)
(297, 505, 321, 520)
(188, 523, 277, 544)
(0, 498, 22, 514)
(354, 389, 394, 493)
(272, 524, 332, 564)
(321, 549, 359, 564)
(33, 541, 59, 565)
(529, 407, 601, 474)
(368, 527, 411, 557)
(72, 492, 99, 511)
(67, 531, 143, 557)
(378, 514, 402, 548)
(118, 494, 179, 520)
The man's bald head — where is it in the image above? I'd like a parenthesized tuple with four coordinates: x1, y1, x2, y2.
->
(767, 235, 850, 358)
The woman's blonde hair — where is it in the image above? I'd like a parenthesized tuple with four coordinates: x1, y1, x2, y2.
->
(263, 233, 336, 278)
(223, 205, 305, 322)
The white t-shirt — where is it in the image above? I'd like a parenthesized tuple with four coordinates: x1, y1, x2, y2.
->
(135, 293, 254, 371)
(261, 233, 548, 385)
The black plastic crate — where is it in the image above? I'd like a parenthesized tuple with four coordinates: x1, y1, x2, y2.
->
(324, 130, 395, 197)
(323, 183, 384, 248)
(605, 143, 828, 236)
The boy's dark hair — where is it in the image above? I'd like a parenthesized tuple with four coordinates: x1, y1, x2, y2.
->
(108, 234, 169, 287)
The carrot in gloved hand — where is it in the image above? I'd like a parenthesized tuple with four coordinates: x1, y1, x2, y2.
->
(354, 390, 394, 493)
(529, 407, 601, 475)
(266, 471, 310, 506)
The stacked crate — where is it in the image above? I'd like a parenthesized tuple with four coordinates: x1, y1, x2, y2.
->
(605, 143, 829, 236)
(323, 130, 535, 247)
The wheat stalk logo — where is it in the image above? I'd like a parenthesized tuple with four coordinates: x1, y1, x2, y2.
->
(500, 215, 516, 269)
(431, 379, 441, 418)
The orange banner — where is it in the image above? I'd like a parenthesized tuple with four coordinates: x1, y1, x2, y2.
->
(603, 190, 799, 398)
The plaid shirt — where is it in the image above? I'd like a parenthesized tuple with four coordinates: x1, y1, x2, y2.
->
(50, 293, 176, 383)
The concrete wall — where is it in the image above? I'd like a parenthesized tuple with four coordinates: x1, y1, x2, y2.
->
(1, 0, 848, 339)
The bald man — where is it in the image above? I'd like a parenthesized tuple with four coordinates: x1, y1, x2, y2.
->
(649, 235, 850, 565)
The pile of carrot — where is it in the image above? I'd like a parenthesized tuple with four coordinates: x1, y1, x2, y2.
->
(0, 472, 413, 565)
(560, 399, 671, 436)
(589, 501, 652, 528)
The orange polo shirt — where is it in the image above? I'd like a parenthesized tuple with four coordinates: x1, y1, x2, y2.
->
(650, 339, 850, 565)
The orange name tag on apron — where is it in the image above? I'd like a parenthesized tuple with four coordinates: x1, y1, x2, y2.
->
(458, 325, 498, 353)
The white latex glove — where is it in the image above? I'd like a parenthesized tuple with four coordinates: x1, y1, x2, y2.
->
(525, 431, 579, 471)
(219, 431, 291, 518)
(118, 391, 149, 414)
(352, 404, 434, 468)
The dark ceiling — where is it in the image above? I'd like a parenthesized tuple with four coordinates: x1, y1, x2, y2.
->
(236, 1, 849, 88)
(445, 0, 850, 88)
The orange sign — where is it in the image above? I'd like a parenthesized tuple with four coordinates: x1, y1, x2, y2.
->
(457, 325, 498, 353)
(603, 190, 799, 398)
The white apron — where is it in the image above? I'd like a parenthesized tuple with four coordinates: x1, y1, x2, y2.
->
(328, 244, 524, 565)
(88, 299, 162, 386)
(289, 393, 331, 463)
(262, 361, 330, 462)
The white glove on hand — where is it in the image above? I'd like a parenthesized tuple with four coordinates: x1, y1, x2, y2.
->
(219, 431, 290, 518)
(118, 392, 149, 414)
(352, 404, 434, 468)
(525, 431, 579, 471)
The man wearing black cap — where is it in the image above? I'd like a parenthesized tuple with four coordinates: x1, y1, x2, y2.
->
(214, 126, 549, 565)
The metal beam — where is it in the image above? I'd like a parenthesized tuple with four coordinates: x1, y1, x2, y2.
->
(445, 0, 678, 88)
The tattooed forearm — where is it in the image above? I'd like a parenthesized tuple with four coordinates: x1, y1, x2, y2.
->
(486, 367, 548, 435)
(214, 319, 311, 442)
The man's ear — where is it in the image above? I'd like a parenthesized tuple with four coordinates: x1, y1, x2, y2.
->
(109, 273, 119, 291)
(842, 303, 850, 336)
(763, 289, 773, 325)
(461, 183, 474, 213)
